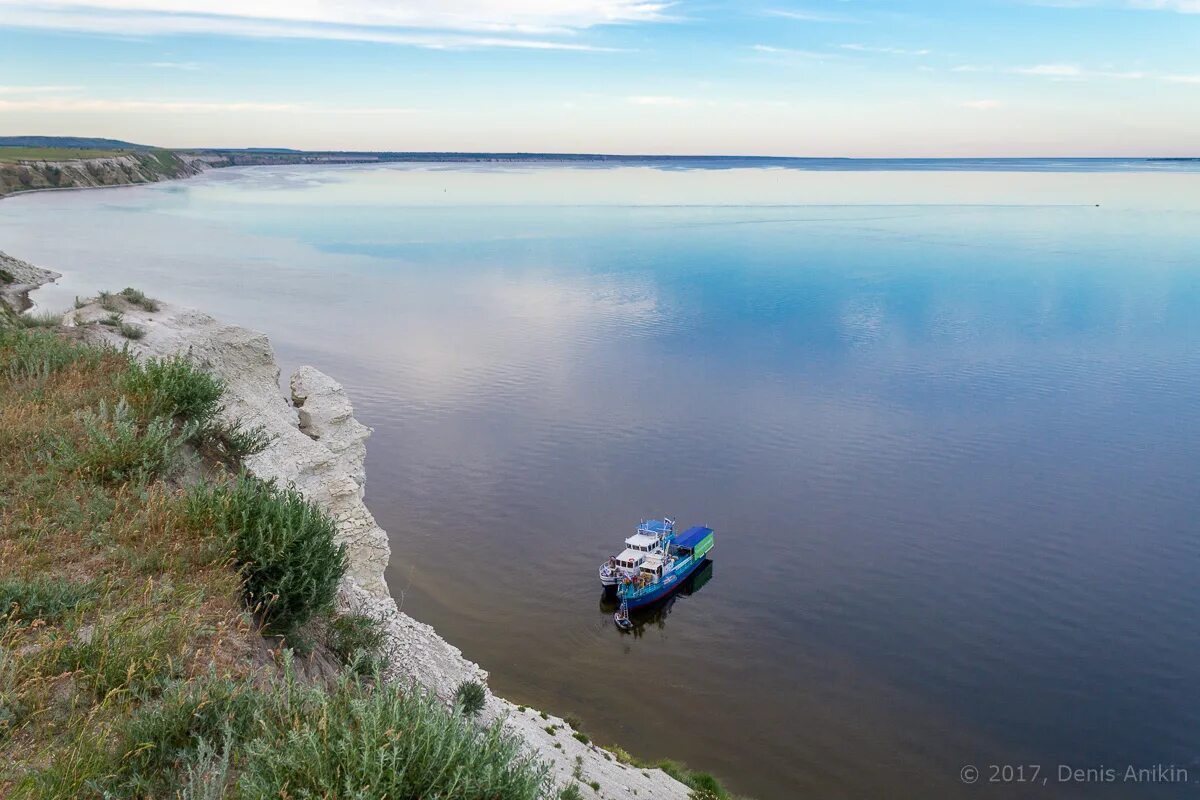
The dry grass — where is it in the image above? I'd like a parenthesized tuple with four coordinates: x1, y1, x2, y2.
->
(0, 326, 552, 799)
(0, 328, 263, 796)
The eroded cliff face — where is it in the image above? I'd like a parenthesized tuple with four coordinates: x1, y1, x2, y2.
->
(0, 151, 208, 197)
(67, 296, 692, 800)
(0, 250, 60, 321)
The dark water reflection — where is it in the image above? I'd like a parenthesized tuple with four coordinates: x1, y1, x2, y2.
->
(5, 164, 1200, 799)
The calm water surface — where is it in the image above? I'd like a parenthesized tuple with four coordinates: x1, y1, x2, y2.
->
(6, 164, 1200, 799)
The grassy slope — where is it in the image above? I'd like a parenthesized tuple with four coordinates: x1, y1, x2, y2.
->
(0, 149, 195, 197)
(0, 318, 554, 799)
(0, 147, 128, 163)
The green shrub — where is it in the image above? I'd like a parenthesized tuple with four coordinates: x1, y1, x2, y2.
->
(0, 267, 13, 284)
(122, 354, 223, 426)
(187, 474, 346, 636)
(237, 673, 550, 799)
(572, 731, 590, 745)
(99, 311, 122, 327)
(118, 321, 145, 340)
(1, 327, 105, 383)
(119, 287, 160, 312)
(560, 783, 583, 800)
(201, 420, 273, 463)
(327, 612, 386, 674)
(16, 310, 60, 329)
(64, 398, 191, 484)
(653, 759, 731, 800)
(564, 712, 583, 730)
(98, 291, 119, 312)
(455, 679, 487, 718)
(0, 577, 96, 624)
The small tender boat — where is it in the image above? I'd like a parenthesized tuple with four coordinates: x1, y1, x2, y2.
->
(598, 518, 675, 589)
(609, 522, 715, 627)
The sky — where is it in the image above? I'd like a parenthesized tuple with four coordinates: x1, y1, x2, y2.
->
(0, 0, 1197, 156)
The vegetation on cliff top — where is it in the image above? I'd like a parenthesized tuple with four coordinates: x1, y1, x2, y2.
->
(0, 149, 195, 197)
(0, 321, 554, 798)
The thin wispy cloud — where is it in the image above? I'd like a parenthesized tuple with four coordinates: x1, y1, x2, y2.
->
(0, 84, 82, 94)
(1011, 63, 1084, 77)
(0, 9, 615, 50)
(764, 8, 861, 23)
(751, 44, 835, 59)
(1037, 0, 1200, 12)
(840, 43, 930, 56)
(0, 0, 667, 49)
(954, 63, 1164, 81)
(627, 95, 694, 107)
(0, 97, 421, 113)
(148, 61, 203, 70)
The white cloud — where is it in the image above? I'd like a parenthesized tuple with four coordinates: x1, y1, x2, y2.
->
(1009, 63, 1146, 79)
(1033, 0, 1200, 11)
(1129, 0, 1200, 10)
(764, 8, 859, 23)
(1162, 74, 1200, 83)
(1011, 63, 1084, 77)
(0, 97, 419, 113)
(0, 0, 667, 49)
(962, 99, 1001, 110)
(840, 43, 930, 56)
(0, 84, 81, 93)
(148, 61, 202, 70)
(0, 0, 669, 33)
(0, 9, 616, 49)
(751, 44, 837, 60)
(627, 95, 693, 106)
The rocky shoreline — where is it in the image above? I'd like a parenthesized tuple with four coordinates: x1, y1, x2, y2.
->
(13, 261, 692, 799)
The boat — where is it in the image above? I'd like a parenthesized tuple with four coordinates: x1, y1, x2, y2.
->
(598, 517, 675, 589)
(611, 523, 715, 627)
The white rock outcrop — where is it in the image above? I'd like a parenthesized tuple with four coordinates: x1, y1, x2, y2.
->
(0, 250, 60, 312)
(69, 296, 692, 800)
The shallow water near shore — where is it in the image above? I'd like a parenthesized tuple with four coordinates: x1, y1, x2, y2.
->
(7, 162, 1200, 799)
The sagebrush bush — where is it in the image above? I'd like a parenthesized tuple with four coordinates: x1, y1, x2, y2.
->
(187, 474, 346, 636)
(119, 287, 160, 312)
(118, 321, 145, 340)
(97, 290, 120, 312)
(123, 354, 224, 425)
(15, 310, 60, 329)
(200, 419, 274, 463)
(1, 327, 105, 383)
(0, 577, 96, 624)
(237, 672, 549, 799)
(328, 612, 386, 674)
(455, 679, 487, 718)
(65, 398, 192, 484)
(653, 759, 731, 800)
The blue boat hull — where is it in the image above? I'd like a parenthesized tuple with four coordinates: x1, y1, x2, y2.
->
(621, 556, 710, 609)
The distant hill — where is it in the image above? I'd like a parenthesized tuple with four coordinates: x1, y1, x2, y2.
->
(0, 136, 150, 150)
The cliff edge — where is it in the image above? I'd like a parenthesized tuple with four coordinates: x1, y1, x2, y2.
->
(0, 151, 209, 197)
(66, 294, 693, 800)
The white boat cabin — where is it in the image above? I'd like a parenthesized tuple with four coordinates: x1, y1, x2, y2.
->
(612, 548, 646, 570)
(624, 531, 661, 552)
